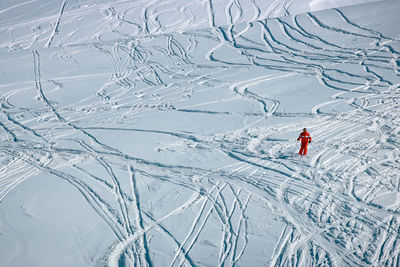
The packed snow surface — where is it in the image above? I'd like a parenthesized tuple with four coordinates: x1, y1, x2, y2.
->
(0, 0, 400, 266)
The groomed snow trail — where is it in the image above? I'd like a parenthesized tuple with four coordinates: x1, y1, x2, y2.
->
(0, 0, 400, 266)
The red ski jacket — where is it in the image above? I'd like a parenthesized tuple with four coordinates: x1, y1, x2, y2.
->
(298, 131, 311, 144)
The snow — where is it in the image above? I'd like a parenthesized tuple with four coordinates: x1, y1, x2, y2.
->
(0, 0, 400, 266)
(308, 0, 382, 12)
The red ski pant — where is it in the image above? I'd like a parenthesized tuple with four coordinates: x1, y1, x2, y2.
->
(299, 142, 308, 155)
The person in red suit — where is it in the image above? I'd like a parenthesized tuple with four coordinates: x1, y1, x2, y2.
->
(297, 128, 312, 156)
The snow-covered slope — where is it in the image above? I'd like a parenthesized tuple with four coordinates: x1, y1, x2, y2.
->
(1, 0, 399, 266)
(308, 0, 383, 11)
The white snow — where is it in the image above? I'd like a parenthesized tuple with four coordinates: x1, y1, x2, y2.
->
(0, 0, 400, 266)
(308, 0, 383, 12)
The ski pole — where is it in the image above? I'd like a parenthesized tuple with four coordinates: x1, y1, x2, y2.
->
(293, 139, 298, 155)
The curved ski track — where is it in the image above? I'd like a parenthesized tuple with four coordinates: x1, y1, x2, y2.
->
(1, 0, 400, 266)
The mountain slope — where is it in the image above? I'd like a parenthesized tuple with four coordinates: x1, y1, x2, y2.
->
(0, 0, 400, 266)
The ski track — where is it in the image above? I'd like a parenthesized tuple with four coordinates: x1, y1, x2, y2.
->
(1, 0, 400, 266)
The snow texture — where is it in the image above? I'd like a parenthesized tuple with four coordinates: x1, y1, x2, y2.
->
(0, 0, 399, 266)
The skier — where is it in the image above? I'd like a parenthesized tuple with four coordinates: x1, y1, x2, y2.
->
(297, 128, 312, 156)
